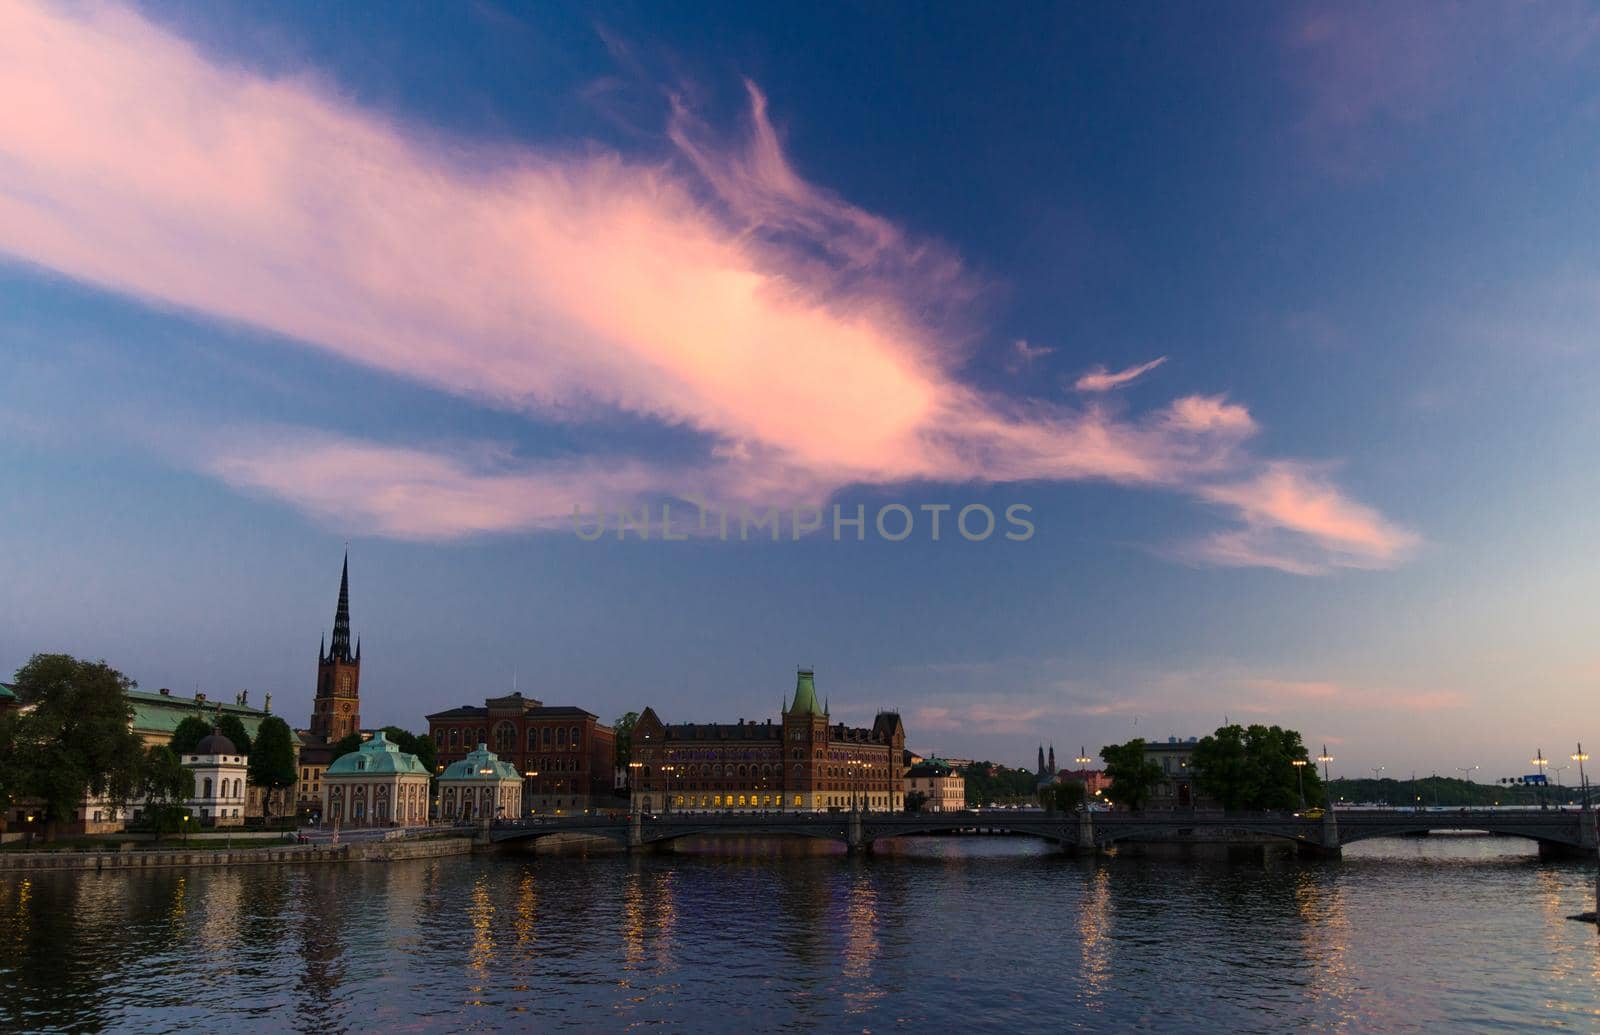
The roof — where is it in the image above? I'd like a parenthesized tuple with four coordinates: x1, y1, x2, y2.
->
(786, 669, 824, 716)
(908, 760, 958, 778)
(426, 702, 601, 721)
(194, 732, 239, 755)
(0, 682, 15, 702)
(326, 730, 431, 777)
(126, 690, 276, 740)
(439, 744, 521, 782)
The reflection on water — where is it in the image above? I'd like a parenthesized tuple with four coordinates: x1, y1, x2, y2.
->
(1, 835, 1598, 1032)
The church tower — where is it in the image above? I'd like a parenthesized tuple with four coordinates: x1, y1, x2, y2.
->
(311, 552, 362, 742)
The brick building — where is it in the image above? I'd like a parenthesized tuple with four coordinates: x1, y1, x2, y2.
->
(426, 693, 616, 813)
(630, 669, 905, 813)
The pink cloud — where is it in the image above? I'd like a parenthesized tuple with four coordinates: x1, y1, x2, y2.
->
(1074, 356, 1167, 392)
(0, 1, 1415, 574)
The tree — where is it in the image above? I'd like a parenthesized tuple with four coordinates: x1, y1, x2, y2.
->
(332, 731, 364, 759)
(139, 745, 194, 842)
(380, 726, 437, 773)
(169, 715, 212, 755)
(1190, 723, 1322, 812)
(9, 654, 145, 827)
(1044, 780, 1086, 812)
(904, 790, 929, 813)
(1100, 740, 1162, 811)
(217, 714, 253, 756)
(613, 711, 639, 771)
(249, 717, 298, 820)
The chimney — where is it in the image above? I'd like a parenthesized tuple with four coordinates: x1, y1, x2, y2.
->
(159, 688, 171, 696)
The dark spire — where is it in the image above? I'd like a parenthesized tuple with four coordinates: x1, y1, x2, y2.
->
(1048, 744, 1056, 773)
(319, 633, 326, 663)
(329, 551, 353, 662)
(1037, 744, 1046, 775)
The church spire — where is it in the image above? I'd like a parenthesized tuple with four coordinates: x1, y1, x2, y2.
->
(1048, 744, 1056, 774)
(329, 551, 353, 662)
(1037, 744, 1046, 775)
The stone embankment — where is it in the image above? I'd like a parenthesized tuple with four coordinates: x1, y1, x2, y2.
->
(0, 836, 477, 871)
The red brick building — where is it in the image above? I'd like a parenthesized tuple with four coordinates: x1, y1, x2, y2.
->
(630, 669, 905, 813)
(426, 693, 616, 813)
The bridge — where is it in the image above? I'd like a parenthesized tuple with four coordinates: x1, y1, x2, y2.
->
(488, 807, 1600, 857)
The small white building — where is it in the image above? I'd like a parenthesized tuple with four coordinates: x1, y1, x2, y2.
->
(438, 743, 522, 822)
(185, 731, 249, 827)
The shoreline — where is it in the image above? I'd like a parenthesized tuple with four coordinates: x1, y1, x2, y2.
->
(0, 835, 479, 872)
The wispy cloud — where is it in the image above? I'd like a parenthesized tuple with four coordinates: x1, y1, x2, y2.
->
(1004, 339, 1055, 374)
(0, 1, 1414, 573)
(1074, 356, 1167, 392)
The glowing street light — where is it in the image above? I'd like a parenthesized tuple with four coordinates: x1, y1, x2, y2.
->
(1292, 758, 1308, 808)
(1317, 746, 1335, 784)
(1532, 749, 1549, 807)
(1573, 744, 1590, 811)
(1075, 747, 1093, 767)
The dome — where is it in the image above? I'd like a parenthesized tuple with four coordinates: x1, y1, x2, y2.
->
(195, 731, 238, 755)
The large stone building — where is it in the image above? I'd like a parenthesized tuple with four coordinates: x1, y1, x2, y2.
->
(1144, 736, 1211, 810)
(905, 758, 966, 812)
(630, 669, 905, 813)
(321, 731, 431, 827)
(296, 553, 363, 820)
(427, 693, 616, 814)
(183, 729, 249, 827)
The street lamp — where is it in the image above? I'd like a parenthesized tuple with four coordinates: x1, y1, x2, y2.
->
(1532, 749, 1548, 808)
(1573, 744, 1590, 811)
(1292, 758, 1308, 808)
(628, 760, 642, 813)
(1075, 747, 1093, 768)
(1370, 765, 1385, 805)
(1318, 746, 1335, 785)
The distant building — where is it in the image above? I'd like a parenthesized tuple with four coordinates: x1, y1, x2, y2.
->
(905, 758, 965, 812)
(939, 757, 974, 772)
(184, 729, 248, 827)
(1052, 767, 1111, 797)
(427, 693, 616, 814)
(0, 682, 16, 713)
(437, 744, 523, 822)
(1143, 736, 1213, 810)
(630, 669, 905, 813)
(321, 731, 431, 827)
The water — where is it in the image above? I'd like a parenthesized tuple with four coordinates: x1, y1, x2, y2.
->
(2, 835, 1597, 1032)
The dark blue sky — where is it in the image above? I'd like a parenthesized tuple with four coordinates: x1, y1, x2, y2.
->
(3, 1, 1598, 778)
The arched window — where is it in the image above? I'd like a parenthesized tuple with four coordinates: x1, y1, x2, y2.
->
(556, 727, 567, 746)
(542, 727, 552, 746)
(527, 728, 538, 749)
(203, 777, 213, 797)
(449, 729, 459, 748)
(570, 726, 581, 749)
(493, 722, 516, 753)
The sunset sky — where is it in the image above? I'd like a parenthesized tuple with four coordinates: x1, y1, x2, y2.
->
(3, 1, 1598, 781)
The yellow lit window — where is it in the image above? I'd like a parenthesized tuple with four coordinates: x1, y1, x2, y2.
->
(792, 795, 802, 807)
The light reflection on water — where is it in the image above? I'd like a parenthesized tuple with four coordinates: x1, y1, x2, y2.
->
(1, 835, 1597, 1032)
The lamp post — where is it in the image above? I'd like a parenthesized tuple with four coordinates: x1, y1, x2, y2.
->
(1455, 765, 1477, 807)
(1552, 764, 1570, 803)
(628, 760, 642, 814)
(1532, 749, 1549, 809)
(1573, 745, 1590, 811)
(1370, 765, 1385, 805)
(1318, 746, 1335, 785)
(1075, 747, 1093, 768)
(1292, 758, 1308, 809)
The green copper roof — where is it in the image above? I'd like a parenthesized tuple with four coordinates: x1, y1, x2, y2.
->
(439, 744, 521, 782)
(125, 690, 274, 740)
(326, 730, 431, 777)
(787, 669, 825, 716)
(0, 683, 15, 701)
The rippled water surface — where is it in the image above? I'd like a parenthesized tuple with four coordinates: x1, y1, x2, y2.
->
(3, 835, 1598, 1032)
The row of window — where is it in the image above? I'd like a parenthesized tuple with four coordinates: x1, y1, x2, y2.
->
(435, 724, 585, 751)
(639, 794, 898, 809)
(200, 777, 244, 799)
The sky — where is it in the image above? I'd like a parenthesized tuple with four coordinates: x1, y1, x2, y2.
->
(2, 0, 1599, 784)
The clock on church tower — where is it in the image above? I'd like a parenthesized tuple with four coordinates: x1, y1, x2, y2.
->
(310, 552, 363, 742)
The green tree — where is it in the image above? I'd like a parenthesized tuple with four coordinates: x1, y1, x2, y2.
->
(1044, 780, 1086, 812)
(1190, 723, 1321, 811)
(613, 711, 639, 770)
(170, 715, 212, 755)
(0, 709, 19, 826)
(139, 745, 194, 842)
(249, 717, 298, 820)
(332, 731, 364, 758)
(9, 654, 145, 827)
(904, 790, 929, 813)
(1100, 740, 1162, 811)
(217, 714, 252, 756)
(380, 726, 438, 773)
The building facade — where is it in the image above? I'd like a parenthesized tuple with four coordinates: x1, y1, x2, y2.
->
(321, 732, 431, 827)
(905, 759, 966, 812)
(437, 744, 523, 822)
(427, 693, 615, 814)
(630, 669, 905, 813)
(184, 731, 249, 827)
(1143, 736, 1213, 810)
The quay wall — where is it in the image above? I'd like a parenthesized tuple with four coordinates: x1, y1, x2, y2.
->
(0, 837, 478, 872)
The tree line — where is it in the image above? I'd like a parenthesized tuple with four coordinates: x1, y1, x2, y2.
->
(1098, 724, 1322, 812)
